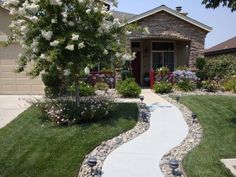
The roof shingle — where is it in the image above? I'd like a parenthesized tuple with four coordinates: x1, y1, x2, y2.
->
(205, 36, 236, 54)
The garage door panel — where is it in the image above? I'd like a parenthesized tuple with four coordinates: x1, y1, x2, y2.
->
(0, 58, 16, 65)
(0, 84, 16, 93)
(0, 44, 44, 94)
(0, 44, 22, 59)
(0, 71, 15, 78)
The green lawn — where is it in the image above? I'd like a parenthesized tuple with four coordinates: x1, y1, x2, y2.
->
(0, 103, 138, 177)
(180, 96, 236, 177)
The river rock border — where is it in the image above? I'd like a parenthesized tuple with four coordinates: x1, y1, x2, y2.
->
(159, 95, 203, 177)
(78, 103, 150, 177)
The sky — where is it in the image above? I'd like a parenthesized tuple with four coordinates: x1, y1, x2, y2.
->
(114, 0, 236, 49)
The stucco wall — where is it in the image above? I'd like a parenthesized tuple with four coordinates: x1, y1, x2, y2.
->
(129, 11, 208, 69)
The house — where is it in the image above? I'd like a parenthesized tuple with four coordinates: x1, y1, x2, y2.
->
(0, 4, 212, 94)
(204, 36, 236, 57)
(114, 5, 212, 86)
(0, 6, 44, 95)
(0, 0, 110, 95)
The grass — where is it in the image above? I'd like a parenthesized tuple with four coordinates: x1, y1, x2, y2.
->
(0, 103, 138, 177)
(179, 96, 236, 177)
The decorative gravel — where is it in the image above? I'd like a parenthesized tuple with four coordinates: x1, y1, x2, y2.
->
(78, 103, 150, 177)
(159, 95, 203, 177)
(172, 90, 236, 97)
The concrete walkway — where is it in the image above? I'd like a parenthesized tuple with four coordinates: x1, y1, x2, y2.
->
(0, 95, 40, 129)
(102, 89, 188, 177)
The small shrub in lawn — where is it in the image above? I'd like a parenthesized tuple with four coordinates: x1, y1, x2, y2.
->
(79, 81, 95, 97)
(36, 95, 113, 125)
(202, 80, 220, 92)
(154, 81, 172, 94)
(95, 82, 109, 91)
(223, 76, 236, 93)
(173, 70, 198, 92)
(116, 78, 141, 98)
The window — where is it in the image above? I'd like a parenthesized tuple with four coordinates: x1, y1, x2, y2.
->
(131, 42, 141, 48)
(152, 42, 174, 51)
(152, 42, 175, 71)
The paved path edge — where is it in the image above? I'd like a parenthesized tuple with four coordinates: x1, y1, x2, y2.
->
(159, 95, 204, 177)
(78, 103, 150, 177)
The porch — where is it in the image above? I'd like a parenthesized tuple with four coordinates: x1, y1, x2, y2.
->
(130, 39, 191, 86)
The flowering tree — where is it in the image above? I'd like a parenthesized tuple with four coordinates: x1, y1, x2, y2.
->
(3, 0, 138, 104)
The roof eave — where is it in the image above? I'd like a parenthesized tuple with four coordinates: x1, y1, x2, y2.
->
(205, 48, 236, 55)
(127, 6, 212, 32)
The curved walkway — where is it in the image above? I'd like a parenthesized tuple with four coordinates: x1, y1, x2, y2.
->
(102, 89, 188, 177)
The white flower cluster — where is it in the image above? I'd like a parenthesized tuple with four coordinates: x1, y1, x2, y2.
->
(41, 30, 53, 41)
(50, 0, 63, 6)
(122, 52, 136, 61)
(50, 40, 60, 47)
(71, 34, 80, 41)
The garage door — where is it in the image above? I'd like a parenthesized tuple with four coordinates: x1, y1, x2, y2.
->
(0, 44, 44, 95)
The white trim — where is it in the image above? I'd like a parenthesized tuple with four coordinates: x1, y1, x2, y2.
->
(127, 5, 212, 32)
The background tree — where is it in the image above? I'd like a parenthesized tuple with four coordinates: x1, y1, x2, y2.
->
(3, 0, 137, 105)
(202, 0, 236, 11)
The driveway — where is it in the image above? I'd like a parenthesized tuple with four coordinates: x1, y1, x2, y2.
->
(0, 95, 41, 129)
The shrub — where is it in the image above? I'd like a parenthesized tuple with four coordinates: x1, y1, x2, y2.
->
(36, 95, 113, 125)
(223, 76, 236, 93)
(79, 81, 95, 97)
(41, 65, 60, 87)
(196, 70, 206, 81)
(173, 70, 198, 92)
(204, 55, 236, 80)
(176, 65, 188, 71)
(202, 80, 220, 92)
(116, 78, 141, 98)
(121, 70, 133, 80)
(196, 57, 206, 70)
(156, 66, 170, 76)
(95, 82, 109, 91)
(154, 81, 172, 94)
(175, 80, 196, 92)
(44, 86, 65, 98)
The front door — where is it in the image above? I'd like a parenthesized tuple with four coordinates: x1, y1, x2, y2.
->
(131, 51, 141, 85)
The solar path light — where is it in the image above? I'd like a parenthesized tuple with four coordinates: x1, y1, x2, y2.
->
(139, 95, 144, 104)
(176, 96, 180, 104)
(87, 156, 97, 175)
(169, 159, 182, 176)
(192, 112, 197, 123)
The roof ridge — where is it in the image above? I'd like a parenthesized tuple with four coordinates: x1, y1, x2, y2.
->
(112, 10, 137, 16)
(127, 5, 212, 32)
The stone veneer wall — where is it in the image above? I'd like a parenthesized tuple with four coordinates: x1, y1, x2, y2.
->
(129, 11, 209, 69)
